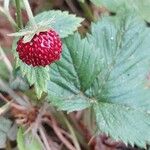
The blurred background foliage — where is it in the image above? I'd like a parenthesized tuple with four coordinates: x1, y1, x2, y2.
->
(0, 0, 150, 149)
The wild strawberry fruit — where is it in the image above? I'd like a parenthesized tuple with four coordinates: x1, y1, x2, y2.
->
(16, 29, 62, 67)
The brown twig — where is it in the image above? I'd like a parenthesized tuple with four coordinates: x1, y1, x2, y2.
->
(65, 0, 81, 15)
(0, 93, 26, 110)
(39, 126, 52, 150)
(75, 111, 83, 120)
(45, 134, 61, 150)
(51, 116, 76, 150)
(42, 117, 72, 140)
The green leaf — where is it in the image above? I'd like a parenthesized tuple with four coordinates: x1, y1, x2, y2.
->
(49, 9, 150, 147)
(18, 62, 50, 99)
(87, 11, 150, 147)
(17, 127, 43, 150)
(12, 40, 50, 99)
(132, 0, 150, 23)
(0, 117, 12, 148)
(47, 33, 100, 112)
(10, 76, 29, 91)
(17, 128, 25, 150)
(34, 10, 83, 38)
(90, 0, 150, 22)
(94, 103, 150, 147)
(48, 93, 90, 113)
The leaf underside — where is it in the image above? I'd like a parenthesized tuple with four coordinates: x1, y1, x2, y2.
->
(47, 10, 150, 147)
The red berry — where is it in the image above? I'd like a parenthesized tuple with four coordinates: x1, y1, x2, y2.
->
(16, 29, 62, 67)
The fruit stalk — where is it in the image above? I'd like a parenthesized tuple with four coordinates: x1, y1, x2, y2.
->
(23, 0, 38, 29)
(15, 0, 23, 29)
(78, 0, 95, 21)
(0, 5, 17, 28)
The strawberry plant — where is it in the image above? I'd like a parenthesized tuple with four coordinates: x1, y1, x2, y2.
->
(0, 0, 150, 150)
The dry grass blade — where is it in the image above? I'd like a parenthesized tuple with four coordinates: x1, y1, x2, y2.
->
(0, 101, 12, 115)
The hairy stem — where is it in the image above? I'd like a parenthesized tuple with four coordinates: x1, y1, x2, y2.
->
(0, 6, 18, 29)
(3, 0, 18, 28)
(63, 114, 81, 150)
(51, 116, 76, 150)
(78, 0, 95, 21)
(0, 46, 13, 75)
(65, 0, 81, 15)
(39, 127, 52, 150)
(15, 0, 23, 29)
(23, 0, 37, 29)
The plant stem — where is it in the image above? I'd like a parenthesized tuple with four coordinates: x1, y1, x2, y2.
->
(78, 0, 95, 21)
(15, 0, 23, 30)
(65, 0, 81, 15)
(0, 6, 18, 29)
(63, 115, 81, 150)
(23, 0, 37, 29)
(68, 113, 90, 150)
(0, 46, 13, 74)
(39, 127, 52, 150)
(3, 0, 18, 29)
(0, 94, 26, 111)
(6, 140, 12, 150)
(51, 115, 76, 150)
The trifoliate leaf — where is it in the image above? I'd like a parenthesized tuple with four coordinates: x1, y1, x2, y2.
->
(34, 10, 84, 38)
(17, 127, 43, 150)
(48, 9, 150, 147)
(87, 10, 150, 147)
(0, 117, 12, 148)
(47, 33, 100, 112)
